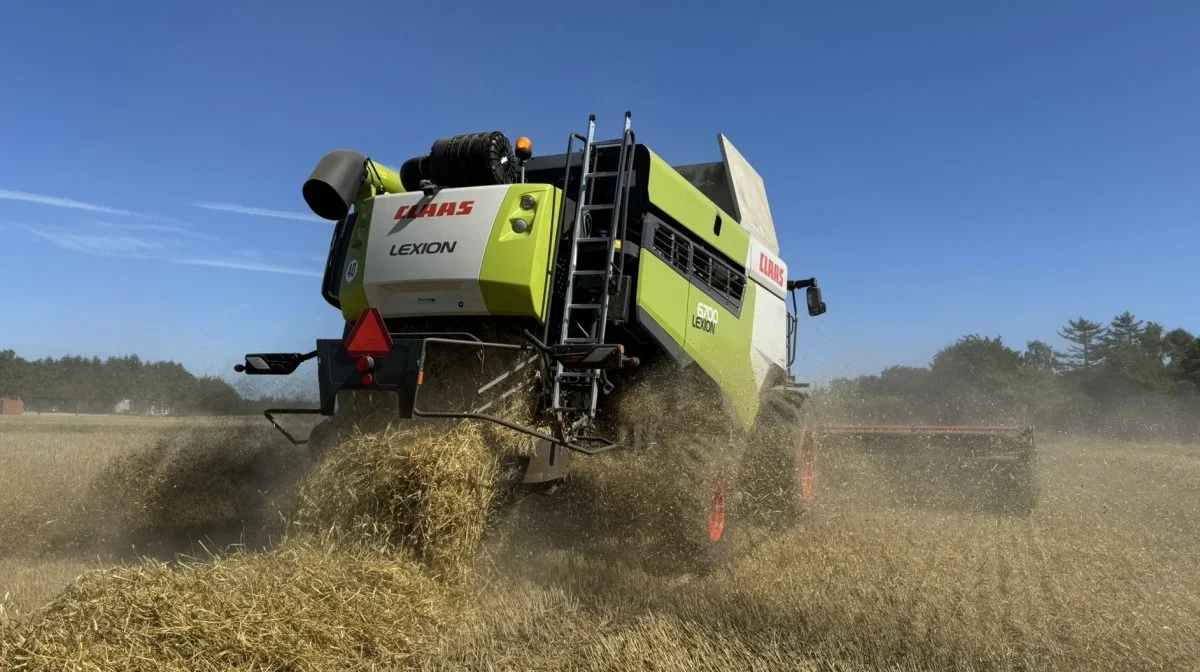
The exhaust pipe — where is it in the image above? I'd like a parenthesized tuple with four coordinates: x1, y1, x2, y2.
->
(302, 150, 407, 221)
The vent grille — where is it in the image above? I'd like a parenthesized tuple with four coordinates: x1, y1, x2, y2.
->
(649, 220, 746, 310)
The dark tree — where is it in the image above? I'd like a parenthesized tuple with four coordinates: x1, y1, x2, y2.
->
(1023, 340, 1058, 372)
(1101, 312, 1145, 353)
(1177, 339, 1200, 390)
(1057, 318, 1107, 371)
(0, 349, 251, 415)
(1164, 328, 1196, 373)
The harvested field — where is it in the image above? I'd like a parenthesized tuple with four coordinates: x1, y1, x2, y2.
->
(2, 413, 1200, 670)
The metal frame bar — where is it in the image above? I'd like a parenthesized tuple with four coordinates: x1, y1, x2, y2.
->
(263, 407, 324, 445)
(254, 332, 622, 456)
(409, 336, 618, 455)
(819, 424, 1033, 437)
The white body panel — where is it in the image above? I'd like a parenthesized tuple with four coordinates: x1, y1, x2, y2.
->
(748, 282, 790, 390)
(361, 185, 509, 317)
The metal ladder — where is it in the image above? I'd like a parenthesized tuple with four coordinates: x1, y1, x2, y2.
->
(549, 111, 637, 421)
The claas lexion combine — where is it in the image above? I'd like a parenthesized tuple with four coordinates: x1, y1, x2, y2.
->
(236, 110, 1037, 564)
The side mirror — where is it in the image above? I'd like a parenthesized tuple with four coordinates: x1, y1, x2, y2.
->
(806, 285, 826, 317)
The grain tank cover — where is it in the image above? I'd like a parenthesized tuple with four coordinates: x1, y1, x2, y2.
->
(718, 134, 780, 256)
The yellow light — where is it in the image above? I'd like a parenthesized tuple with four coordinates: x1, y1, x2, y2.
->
(515, 136, 533, 160)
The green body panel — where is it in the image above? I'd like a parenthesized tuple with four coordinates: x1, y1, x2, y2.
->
(644, 149, 749, 265)
(635, 253, 761, 432)
(364, 159, 407, 195)
(478, 185, 563, 323)
(682, 282, 760, 430)
(634, 254, 694, 350)
(337, 198, 373, 322)
(335, 158, 406, 322)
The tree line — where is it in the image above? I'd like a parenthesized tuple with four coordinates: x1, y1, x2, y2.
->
(814, 311, 1200, 440)
(0, 350, 302, 416)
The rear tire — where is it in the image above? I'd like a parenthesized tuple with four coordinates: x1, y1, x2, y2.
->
(653, 434, 745, 574)
(741, 388, 817, 530)
(600, 360, 749, 575)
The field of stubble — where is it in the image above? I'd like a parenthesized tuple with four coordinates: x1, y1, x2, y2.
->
(2, 413, 1199, 671)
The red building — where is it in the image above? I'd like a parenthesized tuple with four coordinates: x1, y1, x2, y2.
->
(0, 396, 25, 415)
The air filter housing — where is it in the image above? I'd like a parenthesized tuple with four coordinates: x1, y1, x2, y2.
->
(400, 131, 520, 189)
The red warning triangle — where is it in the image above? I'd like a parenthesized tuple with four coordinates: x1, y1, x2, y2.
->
(345, 308, 393, 358)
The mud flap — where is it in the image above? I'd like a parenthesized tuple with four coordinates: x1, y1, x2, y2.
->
(522, 438, 573, 484)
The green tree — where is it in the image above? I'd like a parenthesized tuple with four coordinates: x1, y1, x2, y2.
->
(1102, 311, 1145, 351)
(1140, 321, 1166, 365)
(1097, 312, 1168, 394)
(191, 376, 247, 415)
(926, 334, 1026, 422)
(1164, 328, 1196, 376)
(870, 365, 930, 397)
(0, 350, 20, 397)
(1177, 339, 1200, 390)
(1023, 339, 1058, 373)
(1057, 317, 1107, 371)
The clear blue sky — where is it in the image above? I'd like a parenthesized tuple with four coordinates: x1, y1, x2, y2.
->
(1, 1, 1197, 392)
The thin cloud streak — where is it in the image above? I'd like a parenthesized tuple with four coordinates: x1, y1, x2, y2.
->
(90, 220, 221, 242)
(20, 225, 166, 257)
(188, 201, 324, 222)
(172, 257, 323, 278)
(0, 188, 194, 228)
(19, 224, 321, 278)
(0, 189, 133, 216)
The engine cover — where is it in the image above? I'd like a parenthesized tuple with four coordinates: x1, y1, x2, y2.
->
(337, 183, 562, 323)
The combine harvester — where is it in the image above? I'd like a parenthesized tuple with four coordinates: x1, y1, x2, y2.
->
(235, 110, 1037, 567)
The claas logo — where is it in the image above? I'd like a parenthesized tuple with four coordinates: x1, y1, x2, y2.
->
(758, 252, 786, 288)
(394, 200, 475, 220)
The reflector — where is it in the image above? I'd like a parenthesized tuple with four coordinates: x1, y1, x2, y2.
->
(345, 308, 392, 358)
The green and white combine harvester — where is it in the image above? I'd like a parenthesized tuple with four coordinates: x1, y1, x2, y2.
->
(237, 111, 1038, 565)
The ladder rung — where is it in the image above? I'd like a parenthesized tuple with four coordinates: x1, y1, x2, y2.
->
(576, 237, 610, 244)
(568, 303, 602, 310)
(586, 171, 621, 179)
(563, 337, 596, 344)
(582, 204, 613, 212)
(572, 270, 607, 276)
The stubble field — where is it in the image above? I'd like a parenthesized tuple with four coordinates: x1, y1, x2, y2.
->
(1, 413, 1199, 671)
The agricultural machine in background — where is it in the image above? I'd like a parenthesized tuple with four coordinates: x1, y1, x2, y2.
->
(235, 110, 1037, 568)
(818, 424, 1038, 516)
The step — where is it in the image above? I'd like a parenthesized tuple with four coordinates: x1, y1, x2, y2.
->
(558, 371, 601, 381)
